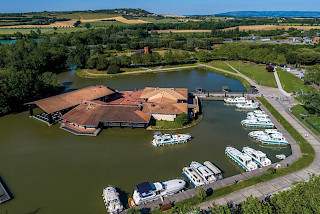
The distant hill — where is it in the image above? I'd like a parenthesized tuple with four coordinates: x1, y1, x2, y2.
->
(215, 11, 320, 18)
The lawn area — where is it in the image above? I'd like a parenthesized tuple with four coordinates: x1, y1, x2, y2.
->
(291, 105, 320, 135)
(227, 61, 277, 88)
(148, 114, 203, 130)
(206, 60, 236, 73)
(161, 63, 196, 69)
(151, 98, 315, 213)
(277, 68, 314, 94)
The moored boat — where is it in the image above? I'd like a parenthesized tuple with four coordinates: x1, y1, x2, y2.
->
(241, 118, 274, 127)
(225, 146, 258, 171)
(224, 97, 246, 104)
(130, 179, 186, 206)
(257, 133, 289, 145)
(203, 161, 223, 180)
(248, 129, 281, 138)
(102, 186, 124, 214)
(236, 101, 259, 109)
(276, 154, 286, 160)
(152, 132, 191, 146)
(242, 147, 271, 167)
(182, 166, 205, 188)
(190, 161, 217, 183)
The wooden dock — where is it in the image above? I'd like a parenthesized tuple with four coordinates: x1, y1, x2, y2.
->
(0, 179, 11, 204)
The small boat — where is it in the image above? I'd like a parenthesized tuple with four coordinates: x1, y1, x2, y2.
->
(225, 147, 258, 171)
(190, 161, 217, 183)
(257, 133, 289, 145)
(248, 110, 265, 115)
(152, 132, 191, 146)
(182, 166, 205, 188)
(276, 154, 286, 160)
(203, 161, 223, 180)
(224, 97, 246, 104)
(241, 118, 274, 127)
(130, 179, 186, 206)
(236, 102, 259, 109)
(102, 186, 124, 214)
(242, 147, 272, 167)
(248, 129, 281, 138)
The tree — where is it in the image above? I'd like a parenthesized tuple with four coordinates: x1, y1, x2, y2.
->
(305, 64, 320, 85)
(164, 50, 174, 65)
(266, 65, 274, 72)
(175, 113, 189, 126)
(127, 208, 140, 214)
(197, 187, 207, 202)
(96, 55, 109, 71)
(73, 20, 81, 27)
(107, 64, 120, 74)
(197, 51, 213, 62)
(84, 23, 91, 29)
(303, 91, 320, 115)
(36, 28, 41, 35)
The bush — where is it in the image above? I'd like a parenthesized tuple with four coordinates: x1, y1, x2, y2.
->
(197, 187, 207, 202)
(175, 113, 189, 126)
(268, 167, 276, 174)
(107, 64, 120, 74)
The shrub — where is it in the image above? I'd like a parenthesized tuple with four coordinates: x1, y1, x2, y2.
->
(268, 167, 277, 174)
(197, 187, 207, 202)
(175, 113, 189, 126)
(107, 64, 120, 74)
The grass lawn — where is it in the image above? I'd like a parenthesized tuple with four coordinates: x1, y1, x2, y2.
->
(206, 60, 236, 73)
(277, 68, 314, 94)
(151, 98, 314, 213)
(227, 61, 277, 88)
(291, 105, 320, 135)
(148, 114, 203, 130)
(161, 63, 196, 69)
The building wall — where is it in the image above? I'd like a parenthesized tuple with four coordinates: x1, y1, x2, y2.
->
(152, 114, 176, 121)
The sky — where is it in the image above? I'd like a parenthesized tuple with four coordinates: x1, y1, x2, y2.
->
(1, 0, 320, 15)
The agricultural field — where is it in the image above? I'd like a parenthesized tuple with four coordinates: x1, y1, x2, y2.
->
(0, 27, 86, 34)
(227, 60, 277, 87)
(224, 24, 320, 31)
(151, 29, 211, 34)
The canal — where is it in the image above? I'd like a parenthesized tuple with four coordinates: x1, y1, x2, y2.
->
(0, 69, 291, 213)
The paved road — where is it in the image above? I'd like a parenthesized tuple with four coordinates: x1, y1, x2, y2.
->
(273, 71, 291, 97)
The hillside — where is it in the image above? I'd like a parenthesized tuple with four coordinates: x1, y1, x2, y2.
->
(215, 11, 320, 18)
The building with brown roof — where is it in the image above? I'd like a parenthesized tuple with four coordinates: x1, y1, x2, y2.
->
(142, 103, 188, 121)
(61, 101, 151, 136)
(140, 87, 188, 104)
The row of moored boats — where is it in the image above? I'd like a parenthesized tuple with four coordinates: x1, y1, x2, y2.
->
(225, 146, 271, 171)
(224, 97, 259, 109)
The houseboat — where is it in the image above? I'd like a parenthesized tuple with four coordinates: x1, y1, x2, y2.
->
(102, 186, 124, 214)
(203, 161, 223, 180)
(182, 166, 205, 188)
(241, 118, 274, 127)
(236, 102, 259, 110)
(242, 147, 272, 167)
(152, 132, 192, 146)
(190, 161, 217, 183)
(224, 97, 246, 104)
(248, 129, 282, 138)
(257, 133, 289, 145)
(129, 179, 186, 206)
(225, 147, 258, 171)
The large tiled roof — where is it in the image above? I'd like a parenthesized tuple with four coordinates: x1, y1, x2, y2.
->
(107, 90, 144, 105)
(140, 87, 188, 103)
(62, 101, 151, 126)
(142, 103, 188, 115)
(26, 85, 114, 114)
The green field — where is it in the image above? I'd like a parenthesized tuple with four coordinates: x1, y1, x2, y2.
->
(80, 21, 128, 27)
(206, 60, 236, 73)
(0, 27, 88, 35)
(227, 61, 277, 87)
(277, 68, 314, 93)
(139, 17, 180, 23)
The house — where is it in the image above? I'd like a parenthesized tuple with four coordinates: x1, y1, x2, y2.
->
(135, 46, 152, 55)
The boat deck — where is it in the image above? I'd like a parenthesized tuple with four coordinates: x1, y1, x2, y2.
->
(0, 179, 11, 204)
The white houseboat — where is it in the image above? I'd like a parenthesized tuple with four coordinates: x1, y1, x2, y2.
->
(241, 118, 274, 127)
(257, 133, 289, 145)
(203, 161, 223, 180)
(102, 186, 124, 214)
(236, 101, 259, 110)
(242, 147, 272, 167)
(152, 132, 191, 146)
(248, 129, 282, 138)
(225, 147, 258, 171)
(182, 166, 205, 188)
(224, 97, 246, 104)
(129, 179, 186, 206)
